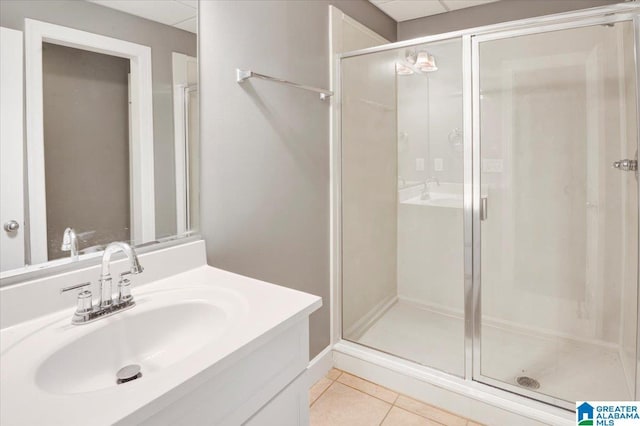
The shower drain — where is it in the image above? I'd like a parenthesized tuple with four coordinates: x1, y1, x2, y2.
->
(516, 376, 540, 390)
(116, 364, 142, 384)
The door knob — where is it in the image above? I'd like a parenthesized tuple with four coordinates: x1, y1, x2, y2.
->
(3, 220, 19, 232)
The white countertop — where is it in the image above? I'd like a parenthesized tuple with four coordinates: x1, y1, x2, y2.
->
(1, 263, 321, 426)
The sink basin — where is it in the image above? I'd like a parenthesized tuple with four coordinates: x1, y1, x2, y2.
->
(398, 182, 487, 209)
(404, 193, 463, 208)
(1, 281, 248, 420)
(35, 301, 228, 395)
(398, 182, 464, 209)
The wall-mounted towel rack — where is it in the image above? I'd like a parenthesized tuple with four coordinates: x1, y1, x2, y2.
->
(236, 69, 333, 101)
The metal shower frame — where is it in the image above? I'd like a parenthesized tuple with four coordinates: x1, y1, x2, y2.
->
(333, 3, 640, 412)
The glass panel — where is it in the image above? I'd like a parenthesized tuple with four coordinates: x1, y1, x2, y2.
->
(479, 21, 638, 402)
(341, 38, 465, 376)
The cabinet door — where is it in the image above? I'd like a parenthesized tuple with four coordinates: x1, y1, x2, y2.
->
(244, 372, 309, 426)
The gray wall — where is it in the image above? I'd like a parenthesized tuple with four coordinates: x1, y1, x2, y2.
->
(199, 0, 395, 359)
(0, 0, 197, 239)
(43, 44, 130, 259)
(398, 0, 621, 40)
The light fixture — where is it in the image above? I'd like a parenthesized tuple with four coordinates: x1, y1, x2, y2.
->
(415, 51, 437, 72)
(405, 50, 417, 65)
(396, 62, 414, 76)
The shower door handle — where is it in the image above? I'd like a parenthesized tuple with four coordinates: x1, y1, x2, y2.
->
(612, 159, 638, 171)
(480, 197, 488, 221)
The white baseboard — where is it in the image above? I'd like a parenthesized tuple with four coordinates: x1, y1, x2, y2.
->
(397, 295, 618, 351)
(343, 294, 397, 341)
(333, 341, 573, 426)
(305, 345, 333, 385)
(397, 295, 463, 319)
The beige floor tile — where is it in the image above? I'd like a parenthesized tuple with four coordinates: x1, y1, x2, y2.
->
(310, 382, 391, 426)
(337, 372, 398, 404)
(467, 421, 484, 426)
(381, 406, 441, 425)
(326, 368, 342, 381)
(395, 395, 467, 426)
(309, 377, 333, 406)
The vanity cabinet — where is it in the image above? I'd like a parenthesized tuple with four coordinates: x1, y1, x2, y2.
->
(129, 319, 311, 426)
(1, 241, 321, 426)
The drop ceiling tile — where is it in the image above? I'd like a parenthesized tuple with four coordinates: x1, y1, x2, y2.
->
(176, 0, 198, 9)
(441, 0, 500, 12)
(379, 0, 447, 22)
(89, 0, 196, 26)
(174, 17, 197, 34)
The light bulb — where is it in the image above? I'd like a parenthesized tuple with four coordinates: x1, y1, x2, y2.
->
(396, 62, 414, 76)
(416, 52, 437, 73)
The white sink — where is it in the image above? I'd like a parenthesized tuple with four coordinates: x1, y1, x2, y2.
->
(35, 298, 229, 395)
(1, 241, 322, 426)
(2, 283, 246, 405)
(399, 182, 464, 208)
(404, 192, 463, 208)
(398, 182, 487, 209)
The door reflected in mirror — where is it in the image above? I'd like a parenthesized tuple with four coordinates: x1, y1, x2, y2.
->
(0, 0, 198, 277)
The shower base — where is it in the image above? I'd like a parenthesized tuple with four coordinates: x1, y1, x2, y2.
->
(350, 299, 631, 402)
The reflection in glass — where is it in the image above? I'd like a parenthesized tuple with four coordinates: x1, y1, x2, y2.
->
(341, 38, 465, 377)
(42, 43, 131, 260)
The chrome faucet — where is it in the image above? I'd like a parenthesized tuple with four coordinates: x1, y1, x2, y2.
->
(60, 241, 143, 325)
(398, 176, 406, 189)
(99, 242, 144, 308)
(420, 176, 440, 200)
(61, 227, 79, 260)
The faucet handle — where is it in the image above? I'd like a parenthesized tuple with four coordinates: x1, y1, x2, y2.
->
(117, 274, 133, 304)
(61, 282, 93, 315)
(60, 281, 91, 293)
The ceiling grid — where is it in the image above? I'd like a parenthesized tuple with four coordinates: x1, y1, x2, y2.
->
(87, 0, 197, 33)
(369, 0, 500, 22)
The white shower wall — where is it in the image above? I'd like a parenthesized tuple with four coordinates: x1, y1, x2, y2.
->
(397, 205, 463, 313)
(479, 23, 636, 347)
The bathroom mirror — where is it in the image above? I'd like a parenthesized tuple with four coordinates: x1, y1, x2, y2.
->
(0, 0, 198, 279)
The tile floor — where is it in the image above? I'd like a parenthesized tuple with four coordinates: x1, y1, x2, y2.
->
(309, 368, 483, 426)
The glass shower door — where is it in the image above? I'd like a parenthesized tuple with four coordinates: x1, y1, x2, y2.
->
(341, 38, 466, 377)
(474, 19, 639, 407)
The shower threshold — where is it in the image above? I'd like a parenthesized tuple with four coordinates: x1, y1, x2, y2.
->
(347, 299, 630, 403)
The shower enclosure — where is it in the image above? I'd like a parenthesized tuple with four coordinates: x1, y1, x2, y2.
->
(338, 5, 640, 411)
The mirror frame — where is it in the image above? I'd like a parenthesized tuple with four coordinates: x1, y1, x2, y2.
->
(0, 233, 201, 286)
